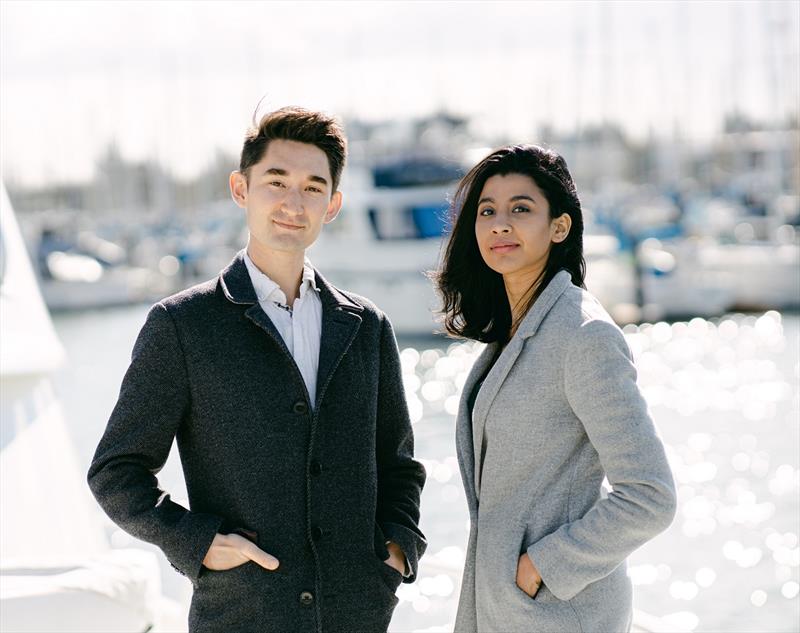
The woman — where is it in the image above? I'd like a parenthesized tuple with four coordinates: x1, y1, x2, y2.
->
(435, 145, 676, 632)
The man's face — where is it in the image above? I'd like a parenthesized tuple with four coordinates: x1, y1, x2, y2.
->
(230, 139, 342, 254)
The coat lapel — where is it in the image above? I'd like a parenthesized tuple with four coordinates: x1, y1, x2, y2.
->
(219, 251, 363, 410)
(313, 270, 363, 411)
(470, 337, 524, 495)
(456, 342, 498, 516)
(218, 250, 291, 354)
(469, 270, 574, 497)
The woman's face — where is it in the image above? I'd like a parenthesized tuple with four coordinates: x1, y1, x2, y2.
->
(474, 172, 569, 279)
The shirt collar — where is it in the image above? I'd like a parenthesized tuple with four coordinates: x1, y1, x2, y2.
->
(300, 258, 320, 296)
(243, 250, 319, 304)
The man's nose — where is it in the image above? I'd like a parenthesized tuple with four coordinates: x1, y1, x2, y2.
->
(281, 187, 303, 214)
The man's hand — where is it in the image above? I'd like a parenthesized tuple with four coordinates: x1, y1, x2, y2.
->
(516, 552, 542, 598)
(202, 533, 279, 571)
(384, 540, 406, 575)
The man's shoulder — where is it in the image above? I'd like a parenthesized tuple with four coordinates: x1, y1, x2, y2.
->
(157, 276, 221, 316)
(327, 284, 386, 324)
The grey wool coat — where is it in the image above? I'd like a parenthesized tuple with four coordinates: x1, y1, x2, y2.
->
(454, 270, 677, 633)
(87, 251, 426, 633)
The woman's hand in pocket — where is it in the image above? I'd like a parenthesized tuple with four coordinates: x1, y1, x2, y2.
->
(516, 552, 542, 598)
(202, 532, 279, 571)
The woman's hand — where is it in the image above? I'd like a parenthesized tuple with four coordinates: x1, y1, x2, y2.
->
(516, 552, 543, 597)
(202, 532, 279, 571)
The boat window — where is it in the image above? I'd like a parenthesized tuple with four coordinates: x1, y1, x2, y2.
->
(373, 161, 463, 188)
(368, 203, 449, 240)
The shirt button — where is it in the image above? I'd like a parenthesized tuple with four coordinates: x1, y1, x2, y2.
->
(311, 526, 324, 541)
(299, 591, 314, 606)
(293, 401, 308, 414)
(309, 461, 323, 476)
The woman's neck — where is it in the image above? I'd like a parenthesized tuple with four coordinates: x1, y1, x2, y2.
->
(503, 266, 545, 333)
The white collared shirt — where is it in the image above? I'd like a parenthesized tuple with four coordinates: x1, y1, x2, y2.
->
(243, 251, 322, 408)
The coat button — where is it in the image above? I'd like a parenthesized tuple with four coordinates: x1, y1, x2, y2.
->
(309, 461, 323, 476)
(311, 526, 324, 541)
(292, 401, 308, 414)
(299, 591, 314, 606)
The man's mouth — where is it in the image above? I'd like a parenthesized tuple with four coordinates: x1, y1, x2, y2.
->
(273, 219, 304, 231)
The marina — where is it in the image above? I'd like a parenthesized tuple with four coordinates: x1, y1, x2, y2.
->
(2, 2, 798, 629)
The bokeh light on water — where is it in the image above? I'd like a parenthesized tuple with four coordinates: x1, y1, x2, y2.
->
(391, 311, 799, 632)
(49, 307, 798, 631)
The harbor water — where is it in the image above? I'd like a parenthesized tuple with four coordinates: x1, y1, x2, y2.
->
(55, 305, 800, 632)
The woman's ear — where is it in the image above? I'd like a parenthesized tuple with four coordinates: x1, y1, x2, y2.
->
(551, 213, 572, 243)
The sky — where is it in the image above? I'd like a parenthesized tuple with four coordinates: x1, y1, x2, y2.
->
(1, 0, 798, 187)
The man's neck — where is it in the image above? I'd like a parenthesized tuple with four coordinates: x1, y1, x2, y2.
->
(246, 241, 305, 307)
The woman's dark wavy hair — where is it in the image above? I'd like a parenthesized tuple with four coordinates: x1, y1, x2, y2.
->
(435, 144, 586, 344)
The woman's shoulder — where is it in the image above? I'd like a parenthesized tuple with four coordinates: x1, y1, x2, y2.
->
(549, 286, 633, 368)
(551, 284, 619, 331)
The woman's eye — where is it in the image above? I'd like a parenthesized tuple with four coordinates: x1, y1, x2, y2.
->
(479, 208, 494, 216)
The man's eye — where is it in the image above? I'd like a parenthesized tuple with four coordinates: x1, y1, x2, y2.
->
(512, 205, 530, 213)
(307, 186, 322, 193)
(269, 181, 285, 187)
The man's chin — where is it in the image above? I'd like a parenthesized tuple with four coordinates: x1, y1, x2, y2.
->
(263, 235, 313, 253)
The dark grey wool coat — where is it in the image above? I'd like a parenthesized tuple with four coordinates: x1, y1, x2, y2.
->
(87, 251, 427, 633)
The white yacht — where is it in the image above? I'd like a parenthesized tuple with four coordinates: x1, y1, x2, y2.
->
(0, 183, 166, 632)
(310, 163, 638, 334)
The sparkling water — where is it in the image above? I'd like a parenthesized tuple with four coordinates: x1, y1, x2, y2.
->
(52, 307, 799, 632)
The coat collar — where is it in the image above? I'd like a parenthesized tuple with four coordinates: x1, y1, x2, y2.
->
(219, 250, 259, 305)
(218, 250, 362, 410)
(515, 269, 573, 339)
(219, 249, 362, 314)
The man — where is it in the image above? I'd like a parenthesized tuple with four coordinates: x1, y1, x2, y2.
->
(87, 107, 427, 633)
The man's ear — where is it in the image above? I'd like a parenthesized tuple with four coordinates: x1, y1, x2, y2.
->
(324, 191, 343, 224)
(230, 171, 248, 209)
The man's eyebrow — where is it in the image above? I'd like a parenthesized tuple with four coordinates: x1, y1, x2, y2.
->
(262, 167, 327, 187)
(263, 167, 288, 177)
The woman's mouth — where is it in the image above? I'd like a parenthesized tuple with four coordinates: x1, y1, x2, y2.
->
(490, 243, 519, 253)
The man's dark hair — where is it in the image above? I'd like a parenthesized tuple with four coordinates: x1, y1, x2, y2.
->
(434, 144, 586, 344)
(239, 106, 347, 192)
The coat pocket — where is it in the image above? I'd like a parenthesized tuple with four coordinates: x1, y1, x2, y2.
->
(373, 554, 404, 594)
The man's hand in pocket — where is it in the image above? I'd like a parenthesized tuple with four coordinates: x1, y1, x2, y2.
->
(202, 532, 279, 571)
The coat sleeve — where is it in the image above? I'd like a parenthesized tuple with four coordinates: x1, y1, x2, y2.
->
(87, 302, 224, 585)
(525, 318, 676, 600)
(374, 314, 427, 582)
